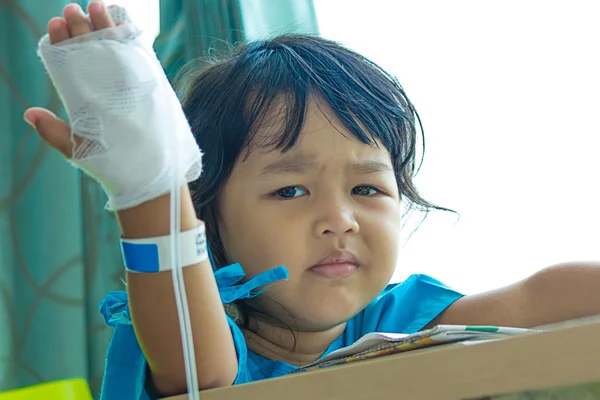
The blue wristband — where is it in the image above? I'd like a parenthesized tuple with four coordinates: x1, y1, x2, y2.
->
(120, 223, 207, 273)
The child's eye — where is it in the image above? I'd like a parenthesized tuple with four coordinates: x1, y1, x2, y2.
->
(351, 185, 380, 196)
(274, 186, 307, 199)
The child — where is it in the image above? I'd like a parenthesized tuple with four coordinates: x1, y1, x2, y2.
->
(25, 2, 600, 400)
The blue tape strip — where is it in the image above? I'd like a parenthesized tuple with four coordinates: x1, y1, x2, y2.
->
(121, 242, 160, 273)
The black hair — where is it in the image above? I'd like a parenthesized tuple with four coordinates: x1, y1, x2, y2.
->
(175, 34, 454, 329)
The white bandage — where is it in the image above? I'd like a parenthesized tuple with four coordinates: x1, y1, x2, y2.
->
(37, 5, 202, 211)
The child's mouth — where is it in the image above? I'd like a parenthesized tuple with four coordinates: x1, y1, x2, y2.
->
(309, 262, 358, 279)
(309, 249, 359, 279)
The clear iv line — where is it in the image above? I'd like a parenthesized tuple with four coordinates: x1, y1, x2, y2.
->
(169, 100, 200, 399)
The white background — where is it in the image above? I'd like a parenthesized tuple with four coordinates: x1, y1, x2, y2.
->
(314, 0, 600, 293)
(110, 0, 600, 294)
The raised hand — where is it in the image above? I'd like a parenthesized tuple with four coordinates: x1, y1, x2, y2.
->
(26, 2, 202, 211)
(24, 1, 115, 158)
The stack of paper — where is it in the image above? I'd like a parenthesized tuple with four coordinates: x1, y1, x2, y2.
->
(295, 325, 539, 373)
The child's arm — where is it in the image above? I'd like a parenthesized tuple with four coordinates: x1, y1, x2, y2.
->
(27, 3, 238, 396)
(117, 186, 238, 394)
(28, 109, 239, 395)
(431, 262, 600, 328)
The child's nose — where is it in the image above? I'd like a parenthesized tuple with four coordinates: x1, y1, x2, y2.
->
(312, 199, 360, 237)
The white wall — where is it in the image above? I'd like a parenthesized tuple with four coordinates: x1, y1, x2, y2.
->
(104, 0, 160, 44)
(314, 0, 600, 293)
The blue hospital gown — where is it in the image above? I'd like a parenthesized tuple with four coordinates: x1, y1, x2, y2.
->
(98, 263, 463, 399)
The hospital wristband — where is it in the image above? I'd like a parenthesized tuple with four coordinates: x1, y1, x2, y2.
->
(120, 223, 208, 273)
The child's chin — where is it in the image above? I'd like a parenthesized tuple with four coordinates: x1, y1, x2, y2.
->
(300, 297, 367, 328)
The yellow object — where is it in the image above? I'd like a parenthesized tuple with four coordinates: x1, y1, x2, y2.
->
(0, 379, 92, 400)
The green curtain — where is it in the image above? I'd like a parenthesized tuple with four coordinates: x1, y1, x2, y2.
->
(240, 0, 319, 40)
(0, 0, 318, 397)
(0, 0, 123, 397)
(154, 0, 319, 80)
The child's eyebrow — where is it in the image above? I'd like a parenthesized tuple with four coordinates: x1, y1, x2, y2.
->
(258, 155, 317, 176)
(258, 155, 392, 177)
(349, 160, 393, 175)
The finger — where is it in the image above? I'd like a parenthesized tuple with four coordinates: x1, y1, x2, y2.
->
(63, 3, 92, 37)
(48, 17, 70, 44)
(88, 1, 115, 30)
(24, 107, 74, 158)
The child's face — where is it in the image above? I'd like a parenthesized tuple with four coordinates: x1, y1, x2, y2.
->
(218, 100, 402, 330)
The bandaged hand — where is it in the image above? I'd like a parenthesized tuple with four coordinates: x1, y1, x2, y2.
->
(32, 5, 202, 211)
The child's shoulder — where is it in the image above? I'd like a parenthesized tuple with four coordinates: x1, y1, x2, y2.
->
(347, 274, 464, 338)
(375, 273, 461, 304)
